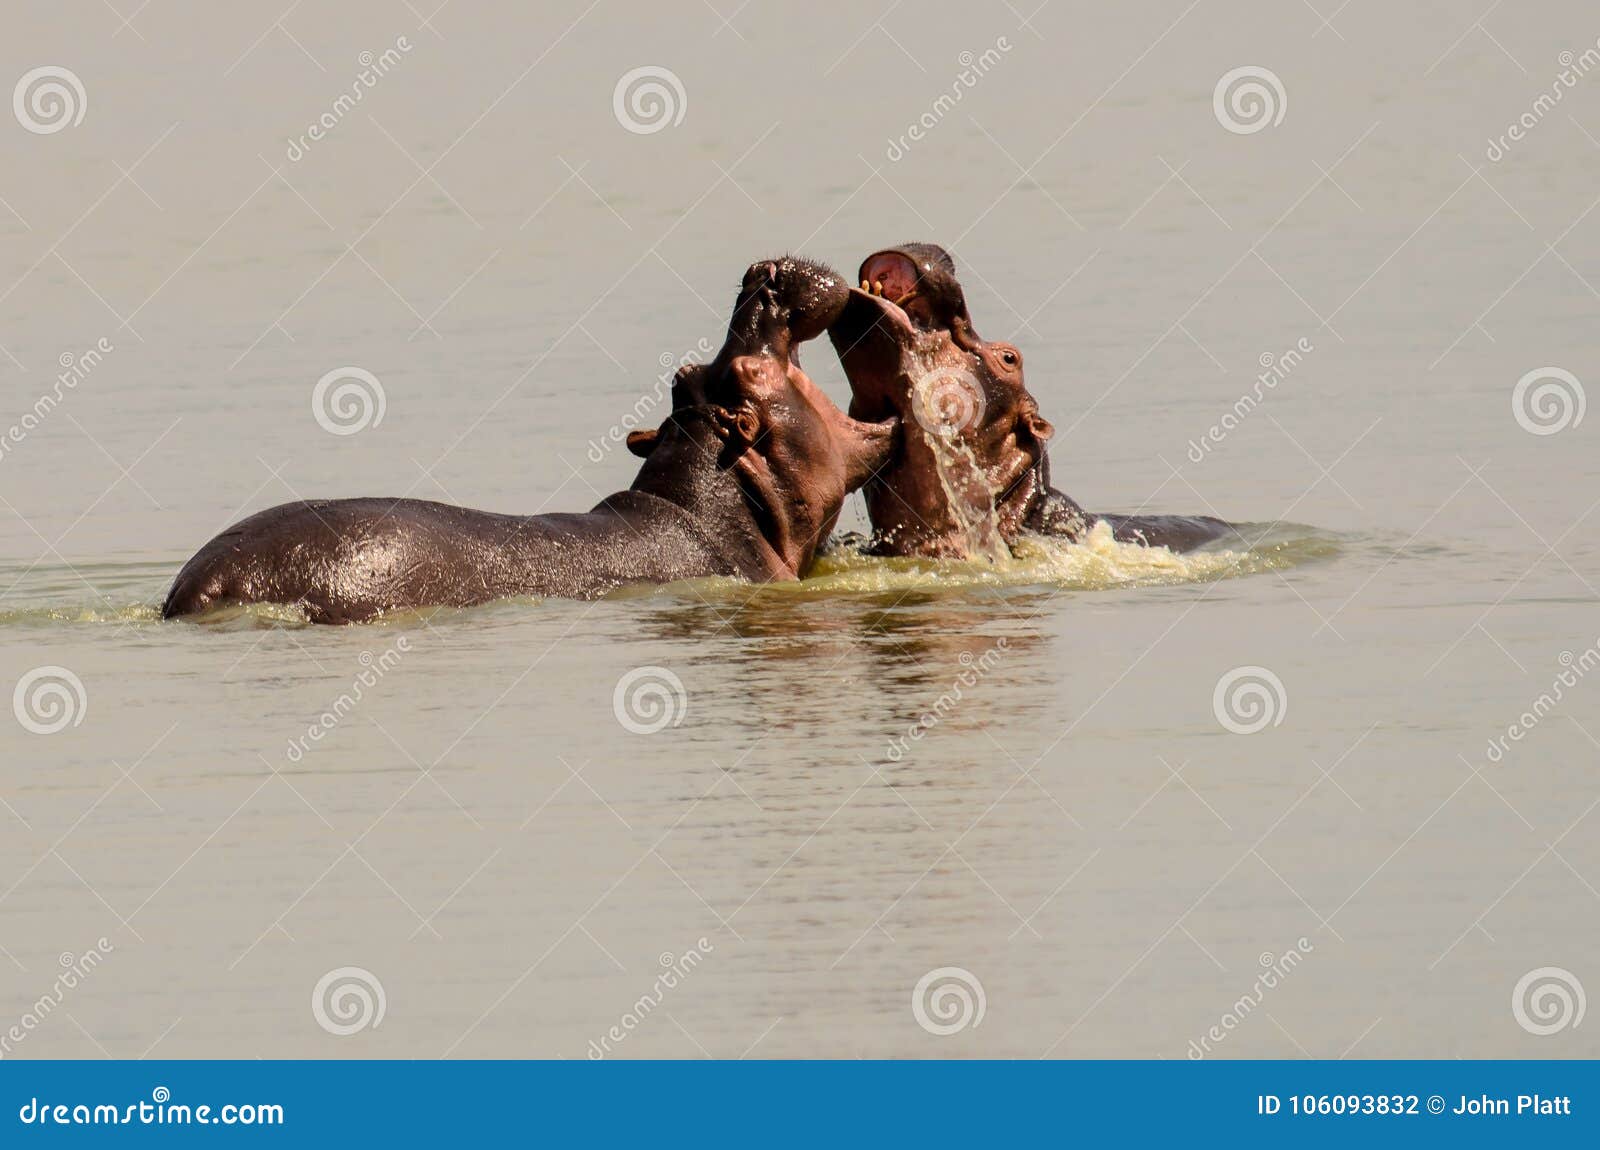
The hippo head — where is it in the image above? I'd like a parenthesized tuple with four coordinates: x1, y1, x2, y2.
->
(828, 243, 1056, 558)
(627, 257, 899, 578)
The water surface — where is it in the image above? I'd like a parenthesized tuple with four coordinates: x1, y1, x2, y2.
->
(1, 2, 1597, 1059)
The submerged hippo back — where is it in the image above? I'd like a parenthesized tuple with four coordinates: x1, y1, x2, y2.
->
(161, 494, 727, 623)
(162, 256, 897, 623)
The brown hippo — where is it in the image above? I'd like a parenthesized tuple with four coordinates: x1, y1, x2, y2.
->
(163, 258, 897, 624)
(829, 243, 1239, 558)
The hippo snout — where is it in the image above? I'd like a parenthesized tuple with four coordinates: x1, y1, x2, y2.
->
(735, 256, 850, 344)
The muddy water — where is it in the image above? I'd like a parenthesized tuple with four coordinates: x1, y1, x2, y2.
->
(2, 3, 1599, 1060)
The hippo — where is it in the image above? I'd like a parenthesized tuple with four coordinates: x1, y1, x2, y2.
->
(828, 243, 1239, 558)
(162, 258, 897, 624)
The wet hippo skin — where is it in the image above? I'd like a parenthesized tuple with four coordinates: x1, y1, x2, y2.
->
(830, 242, 1240, 557)
(163, 258, 897, 624)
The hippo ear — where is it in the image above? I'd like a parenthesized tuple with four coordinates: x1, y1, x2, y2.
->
(626, 428, 659, 457)
(1022, 411, 1054, 444)
(671, 363, 710, 407)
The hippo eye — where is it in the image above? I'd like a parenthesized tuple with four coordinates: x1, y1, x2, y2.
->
(1000, 350, 1019, 367)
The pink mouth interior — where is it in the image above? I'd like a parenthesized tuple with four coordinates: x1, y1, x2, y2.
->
(858, 251, 921, 305)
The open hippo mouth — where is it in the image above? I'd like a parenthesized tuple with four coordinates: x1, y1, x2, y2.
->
(827, 245, 1055, 558)
(829, 243, 983, 425)
(826, 281, 923, 423)
(640, 256, 899, 577)
(856, 243, 983, 351)
(830, 244, 1241, 557)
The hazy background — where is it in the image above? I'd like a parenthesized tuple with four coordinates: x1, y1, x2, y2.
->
(0, 1, 1596, 1058)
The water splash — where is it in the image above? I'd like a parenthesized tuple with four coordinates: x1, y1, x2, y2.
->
(0, 524, 1336, 627)
(0, 602, 163, 627)
(909, 349, 1010, 563)
(794, 520, 1336, 596)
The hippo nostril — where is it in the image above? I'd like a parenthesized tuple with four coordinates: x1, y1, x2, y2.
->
(742, 261, 782, 294)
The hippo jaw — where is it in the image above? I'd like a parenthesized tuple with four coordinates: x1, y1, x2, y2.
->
(829, 280, 1050, 559)
(720, 256, 851, 363)
(857, 243, 983, 352)
(631, 258, 898, 579)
